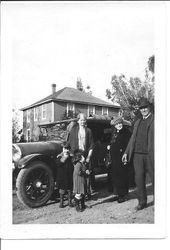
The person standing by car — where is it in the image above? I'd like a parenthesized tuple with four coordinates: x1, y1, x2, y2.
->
(72, 150, 88, 212)
(108, 117, 132, 203)
(56, 141, 74, 208)
(122, 98, 154, 211)
(67, 113, 94, 200)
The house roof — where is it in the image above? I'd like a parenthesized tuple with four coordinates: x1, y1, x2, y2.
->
(21, 87, 120, 110)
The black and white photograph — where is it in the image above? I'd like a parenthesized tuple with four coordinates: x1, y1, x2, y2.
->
(0, 0, 167, 240)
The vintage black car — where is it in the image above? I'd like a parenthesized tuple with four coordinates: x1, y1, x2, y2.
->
(13, 116, 131, 208)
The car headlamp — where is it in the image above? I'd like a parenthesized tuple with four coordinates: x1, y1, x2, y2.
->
(12, 144, 22, 162)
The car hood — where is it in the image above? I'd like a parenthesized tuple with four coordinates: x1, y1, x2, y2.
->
(15, 141, 62, 157)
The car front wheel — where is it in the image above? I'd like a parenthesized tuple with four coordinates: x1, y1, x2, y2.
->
(16, 161, 54, 208)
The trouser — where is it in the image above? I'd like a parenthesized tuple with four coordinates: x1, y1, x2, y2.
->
(107, 166, 113, 192)
(116, 168, 129, 197)
(133, 153, 154, 205)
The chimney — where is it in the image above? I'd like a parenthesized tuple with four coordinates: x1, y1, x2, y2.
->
(51, 84, 56, 94)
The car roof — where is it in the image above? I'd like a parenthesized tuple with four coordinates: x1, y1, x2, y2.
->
(39, 115, 131, 128)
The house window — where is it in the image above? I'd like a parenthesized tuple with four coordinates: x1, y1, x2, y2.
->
(88, 105, 95, 117)
(41, 128, 47, 136)
(42, 104, 47, 120)
(34, 107, 38, 121)
(102, 107, 108, 116)
(27, 129, 31, 142)
(39, 128, 47, 141)
(67, 103, 75, 116)
(27, 110, 30, 123)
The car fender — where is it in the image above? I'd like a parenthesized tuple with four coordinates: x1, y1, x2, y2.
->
(17, 153, 56, 170)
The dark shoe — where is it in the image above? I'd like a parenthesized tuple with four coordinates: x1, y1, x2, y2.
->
(80, 196, 85, 210)
(117, 196, 128, 203)
(135, 203, 147, 211)
(118, 197, 125, 203)
(79, 201, 83, 212)
(112, 196, 119, 201)
(75, 198, 81, 212)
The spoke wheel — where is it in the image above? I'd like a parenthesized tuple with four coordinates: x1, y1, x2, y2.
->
(16, 161, 54, 208)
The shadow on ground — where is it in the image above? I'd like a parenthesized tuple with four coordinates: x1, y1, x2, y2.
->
(90, 182, 154, 208)
(13, 174, 154, 209)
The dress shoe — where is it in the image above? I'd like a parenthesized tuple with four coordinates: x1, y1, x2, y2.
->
(117, 196, 128, 203)
(112, 196, 119, 201)
(135, 203, 147, 211)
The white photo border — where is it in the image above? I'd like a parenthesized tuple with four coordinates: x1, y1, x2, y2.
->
(0, 1, 167, 239)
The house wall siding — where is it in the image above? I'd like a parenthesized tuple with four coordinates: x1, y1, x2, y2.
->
(22, 100, 120, 141)
(54, 102, 67, 121)
(75, 103, 88, 116)
(23, 108, 40, 142)
(108, 107, 119, 117)
(23, 102, 53, 141)
(40, 102, 53, 124)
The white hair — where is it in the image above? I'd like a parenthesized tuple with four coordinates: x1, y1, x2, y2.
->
(77, 113, 87, 120)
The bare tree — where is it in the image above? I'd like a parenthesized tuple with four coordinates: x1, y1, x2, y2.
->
(12, 109, 21, 143)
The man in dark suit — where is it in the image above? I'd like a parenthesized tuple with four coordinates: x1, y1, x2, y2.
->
(122, 98, 154, 211)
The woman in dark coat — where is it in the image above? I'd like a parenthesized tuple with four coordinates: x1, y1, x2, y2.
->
(109, 117, 131, 203)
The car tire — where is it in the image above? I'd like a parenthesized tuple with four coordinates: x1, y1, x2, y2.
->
(16, 161, 54, 208)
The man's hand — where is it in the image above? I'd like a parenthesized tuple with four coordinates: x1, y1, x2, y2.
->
(85, 157, 90, 163)
(86, 149, 93, 163)
(60, 154, 69, 163)
(122, 153, 128, 165)
(85, 169, 90, 175)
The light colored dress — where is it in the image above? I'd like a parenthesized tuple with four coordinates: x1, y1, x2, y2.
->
(78, 127, 86, 151)
(73, 162, 86, 194)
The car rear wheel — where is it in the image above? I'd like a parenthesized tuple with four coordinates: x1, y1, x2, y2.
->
(16, 161, 54, 208)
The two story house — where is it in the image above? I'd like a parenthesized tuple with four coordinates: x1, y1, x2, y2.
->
(21, 84, 120, 141)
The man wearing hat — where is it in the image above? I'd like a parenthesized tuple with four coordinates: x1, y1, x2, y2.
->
(122, 97, 154, 211)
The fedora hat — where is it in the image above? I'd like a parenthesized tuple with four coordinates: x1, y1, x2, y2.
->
(138, 97, 150, 109)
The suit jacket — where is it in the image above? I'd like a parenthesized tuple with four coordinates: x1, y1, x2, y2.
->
(125, 113, 154, 167)
(67, 124, 94, 157)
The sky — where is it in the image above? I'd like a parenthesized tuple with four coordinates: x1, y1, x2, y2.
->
(2, 1, 156, 110)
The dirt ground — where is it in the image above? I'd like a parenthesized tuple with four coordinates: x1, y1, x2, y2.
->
(13, 174, 154, 224)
